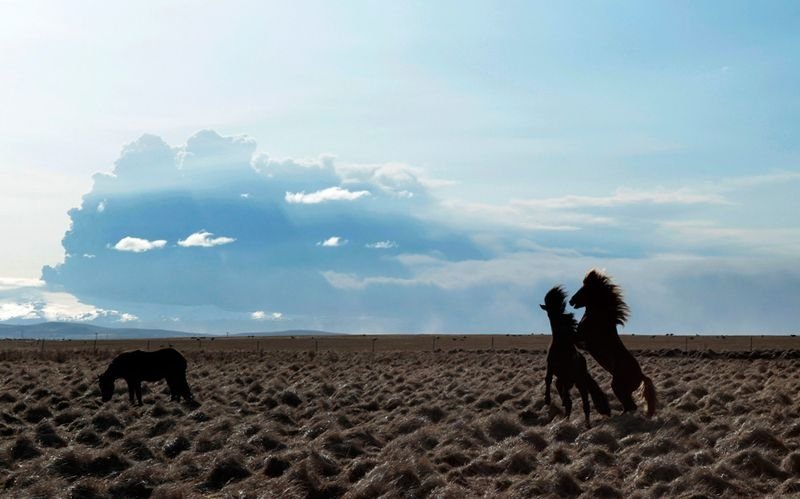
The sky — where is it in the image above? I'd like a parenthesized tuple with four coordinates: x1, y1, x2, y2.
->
(1, 1, 799, 333)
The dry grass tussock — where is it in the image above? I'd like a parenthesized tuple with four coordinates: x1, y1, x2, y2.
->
(2, 349, 800, 497)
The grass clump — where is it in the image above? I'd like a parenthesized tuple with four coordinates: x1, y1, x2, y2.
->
(202, 454, 251, 490)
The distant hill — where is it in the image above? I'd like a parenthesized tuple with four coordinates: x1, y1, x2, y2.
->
(230, 329, 339, 337)
(0, 322, 338, 340)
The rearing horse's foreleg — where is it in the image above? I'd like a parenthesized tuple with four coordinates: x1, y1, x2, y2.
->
(544, 365, 553, 405)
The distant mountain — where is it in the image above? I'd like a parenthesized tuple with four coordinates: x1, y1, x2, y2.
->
(0, 322, 339, 340)
(0, 322, 197, 340)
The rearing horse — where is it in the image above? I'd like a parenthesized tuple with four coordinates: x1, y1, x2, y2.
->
(541, 286, 611, 427)
(569, 269, 657, 417)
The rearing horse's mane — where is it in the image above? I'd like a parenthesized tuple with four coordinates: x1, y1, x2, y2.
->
(543, 286, 578, 331)
(584, 269, 630, 326)
(544, 285, 568, 310)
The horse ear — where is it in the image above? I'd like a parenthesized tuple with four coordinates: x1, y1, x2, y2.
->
(539, 304, 547, 310)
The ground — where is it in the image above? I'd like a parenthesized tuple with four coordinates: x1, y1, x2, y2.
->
(1, 335, 800, 498)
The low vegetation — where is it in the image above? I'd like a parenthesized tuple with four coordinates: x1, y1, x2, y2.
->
(2, 343, 800, 497)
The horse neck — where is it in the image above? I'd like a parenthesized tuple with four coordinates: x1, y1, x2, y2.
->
(582, 305, 618, 330)
(584, 305, 617, 324)
(548, 314, 575, 345)
(103, 363, 120, 380)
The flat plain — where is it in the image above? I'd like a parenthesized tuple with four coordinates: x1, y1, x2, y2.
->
(2, 334, 800, 498)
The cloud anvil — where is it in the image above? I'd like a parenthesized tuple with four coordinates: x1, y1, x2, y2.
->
(40, 131, 486, 332)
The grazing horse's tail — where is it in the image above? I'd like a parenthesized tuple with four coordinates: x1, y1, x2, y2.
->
(641, 374, 657, 417)
(586, 375, 611, 416)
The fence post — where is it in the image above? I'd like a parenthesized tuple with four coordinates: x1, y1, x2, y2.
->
(94, 332, 98, 354)
(491, 335, 494, 350)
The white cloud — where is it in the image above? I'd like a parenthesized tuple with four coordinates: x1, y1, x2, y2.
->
(325, 252, 563, 291)
(113, 236, 167, 253)
(97, 200, 106, 213)
(285, 186, 371, 204)
(0, 291, 136, 323)
(253, 153, 337, 180)
(512, 187, 728, 211)
(178, 230, 236, 248)
(317, 236, 346, 247)
(0, 302, 38, 321)
(366, 240, 398, 249)
(251, 310, 282, 320)
(439, 199, 604, 231)
(442, 170, 800, 236)
(240, 193, 250, 199)
(661, 220, 800, 256)
(321, 271, 411, 290)
(720, 171, 800, 190)
(0, 277, 45, 292)
(338, 161, 453, 197)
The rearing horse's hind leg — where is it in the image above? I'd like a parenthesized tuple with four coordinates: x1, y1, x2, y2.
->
(612, 377, 637, 413)
(556, 379, 572, 417)
(576, 381, 591, 427)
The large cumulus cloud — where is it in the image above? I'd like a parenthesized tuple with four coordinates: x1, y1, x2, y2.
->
(41, 131, 493, 332)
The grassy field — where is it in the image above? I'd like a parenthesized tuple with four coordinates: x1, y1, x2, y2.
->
(1, 335, 800, 497)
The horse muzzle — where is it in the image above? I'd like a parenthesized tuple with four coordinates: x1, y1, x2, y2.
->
(569, 297, 583, 308)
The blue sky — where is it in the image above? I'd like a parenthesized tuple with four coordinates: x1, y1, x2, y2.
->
(0, 1, 798, 333)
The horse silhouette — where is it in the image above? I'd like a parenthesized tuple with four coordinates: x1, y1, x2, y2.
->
(569, 269, 657, 416)
(541, 286, 611, 427)
(99, 348, 193, 405)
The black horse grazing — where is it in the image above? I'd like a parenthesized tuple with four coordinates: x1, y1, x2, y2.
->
(99, 348, 193, 405)
(570, 269, 657, 417)
(541, 286, 611, 427)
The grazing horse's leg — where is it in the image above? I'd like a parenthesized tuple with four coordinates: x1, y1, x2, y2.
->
(166, 376, 179, 400)
(180, 377, 193, 401)
(556, 378, 572, 417)
(127, 380, 135, 404)
(134, 381, 143, 405)
(612, 376, 637, 413)
(544, 364, 553, 405)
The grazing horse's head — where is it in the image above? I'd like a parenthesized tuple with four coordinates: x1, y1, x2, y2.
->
(98, 372, 114, 402)
(540, 286, 568, 315)
(569, 269, 630, 326)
